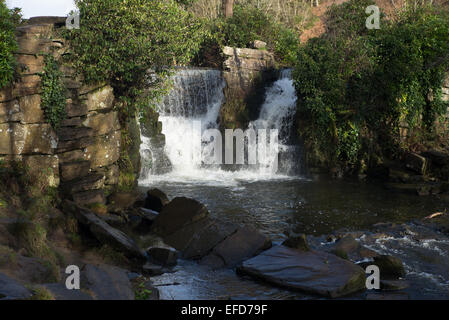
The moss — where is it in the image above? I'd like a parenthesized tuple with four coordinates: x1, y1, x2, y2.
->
(117, 171, 137, 193)
(0, 245, 17, 267)
(95, 244, 129, 267)
(87, 203, 108, 215)
(29, 286, 55, 300)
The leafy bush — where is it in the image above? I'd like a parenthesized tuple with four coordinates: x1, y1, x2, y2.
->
(65, 0, 206, 115)
(40, 55, 67, 129)
(198, 4, 300, 66)
(293, 1, 449, 172)
(0, 0, 18, 89)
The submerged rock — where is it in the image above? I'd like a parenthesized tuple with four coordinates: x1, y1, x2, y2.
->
(200, 226, 272, 269)
(237, 245, 366, 298)
(372, 255, 405, 278)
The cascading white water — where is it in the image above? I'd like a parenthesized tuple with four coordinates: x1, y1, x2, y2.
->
(248, 69, 298, 175)
(139, 68, 299, 186)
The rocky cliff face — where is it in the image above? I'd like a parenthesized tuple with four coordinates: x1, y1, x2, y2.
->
(219, 45, 277, 129)
(0, 18, 120, 206)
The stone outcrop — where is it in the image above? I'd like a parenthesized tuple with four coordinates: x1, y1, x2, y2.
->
(0, 272, 32, 300)
(0, 17, 121, 204)
(63, 200, 146, 261)
(237, 245, 367, 298)
(220, 46, 277, 129)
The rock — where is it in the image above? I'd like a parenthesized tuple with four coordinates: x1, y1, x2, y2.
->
(60, 161, 91, 181)
(282, 234, 310, 251)
(63, 201, 145, 260)
(151, 197, 209, 237)
(0, 272, 32, 300)
(82, 264, 134, 300)
(141, 263, 166, 276)
(380, 279, 410, 291)
(0, 123, 56, 155)
(223, 46, 275, 72)
(72, 189, 106, 206)
(83, 111, 120, 136)
(58, 127, 94, 142)
(405, 152, 427, 175)
(182, 219, 238, 260)
(108, 192, 141, 212)
(42, 283, 93, 300)
(251, 40, 267, 49)
(422, 150, 449, 167)
(331, 235, 360, 260)
(83, 130, 121, 168)
(139, 207, 159, 221)
(147, 245, 179, 267)
(237, 245, 366, 298)
(66, 100, 88, 118)
(144, 188, 169, 212)
(81, 85, 115, 112)
(201, 226, 272, 268)
(373, 255, 405, 278)
(22, 155, 59, 187)
(56, 136, 93, 153)
(63, 174, 105, 194)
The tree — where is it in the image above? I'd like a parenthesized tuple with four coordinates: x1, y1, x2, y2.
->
(223, 0, 234, 18)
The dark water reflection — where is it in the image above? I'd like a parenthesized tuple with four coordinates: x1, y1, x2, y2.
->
(142, 177, 447, 239)
(140, 177, 449, 300)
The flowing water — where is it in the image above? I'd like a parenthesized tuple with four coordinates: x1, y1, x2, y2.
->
(139, 68, 449, 300)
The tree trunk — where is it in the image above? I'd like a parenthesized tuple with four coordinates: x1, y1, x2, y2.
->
(223, 0, 234, 18)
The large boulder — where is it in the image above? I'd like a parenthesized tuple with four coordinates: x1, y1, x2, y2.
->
(151, 197, 209, 237)
(81, 264, 134, 300)
(0, 273, 32, 300)
(200, 226, 271, 269)
(62, 201, 145, 260)
(144, 188, 169, 212)
(182, 220, 238, 260)
(237, 245, 366, 298)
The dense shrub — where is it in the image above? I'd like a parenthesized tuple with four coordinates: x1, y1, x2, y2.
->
(65, 0, 206, 114)
(196, 4, 300, 66)
(293, 1, 449, 172)
(0, 0, 18, 89)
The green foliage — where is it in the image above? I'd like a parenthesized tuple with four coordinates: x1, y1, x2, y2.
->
(40, 55, 67, 129)
(29, 286, 55, 300)
(208, 4, 300, 66)
(134, 281, 153, 300)
(0, 0, 19, 88)
(293, 1, 449, 172)
(65, 0, 206, 116)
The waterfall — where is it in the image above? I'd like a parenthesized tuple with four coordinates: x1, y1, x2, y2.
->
(248, 69, 300, 175)
(139, 68, 299, 186)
